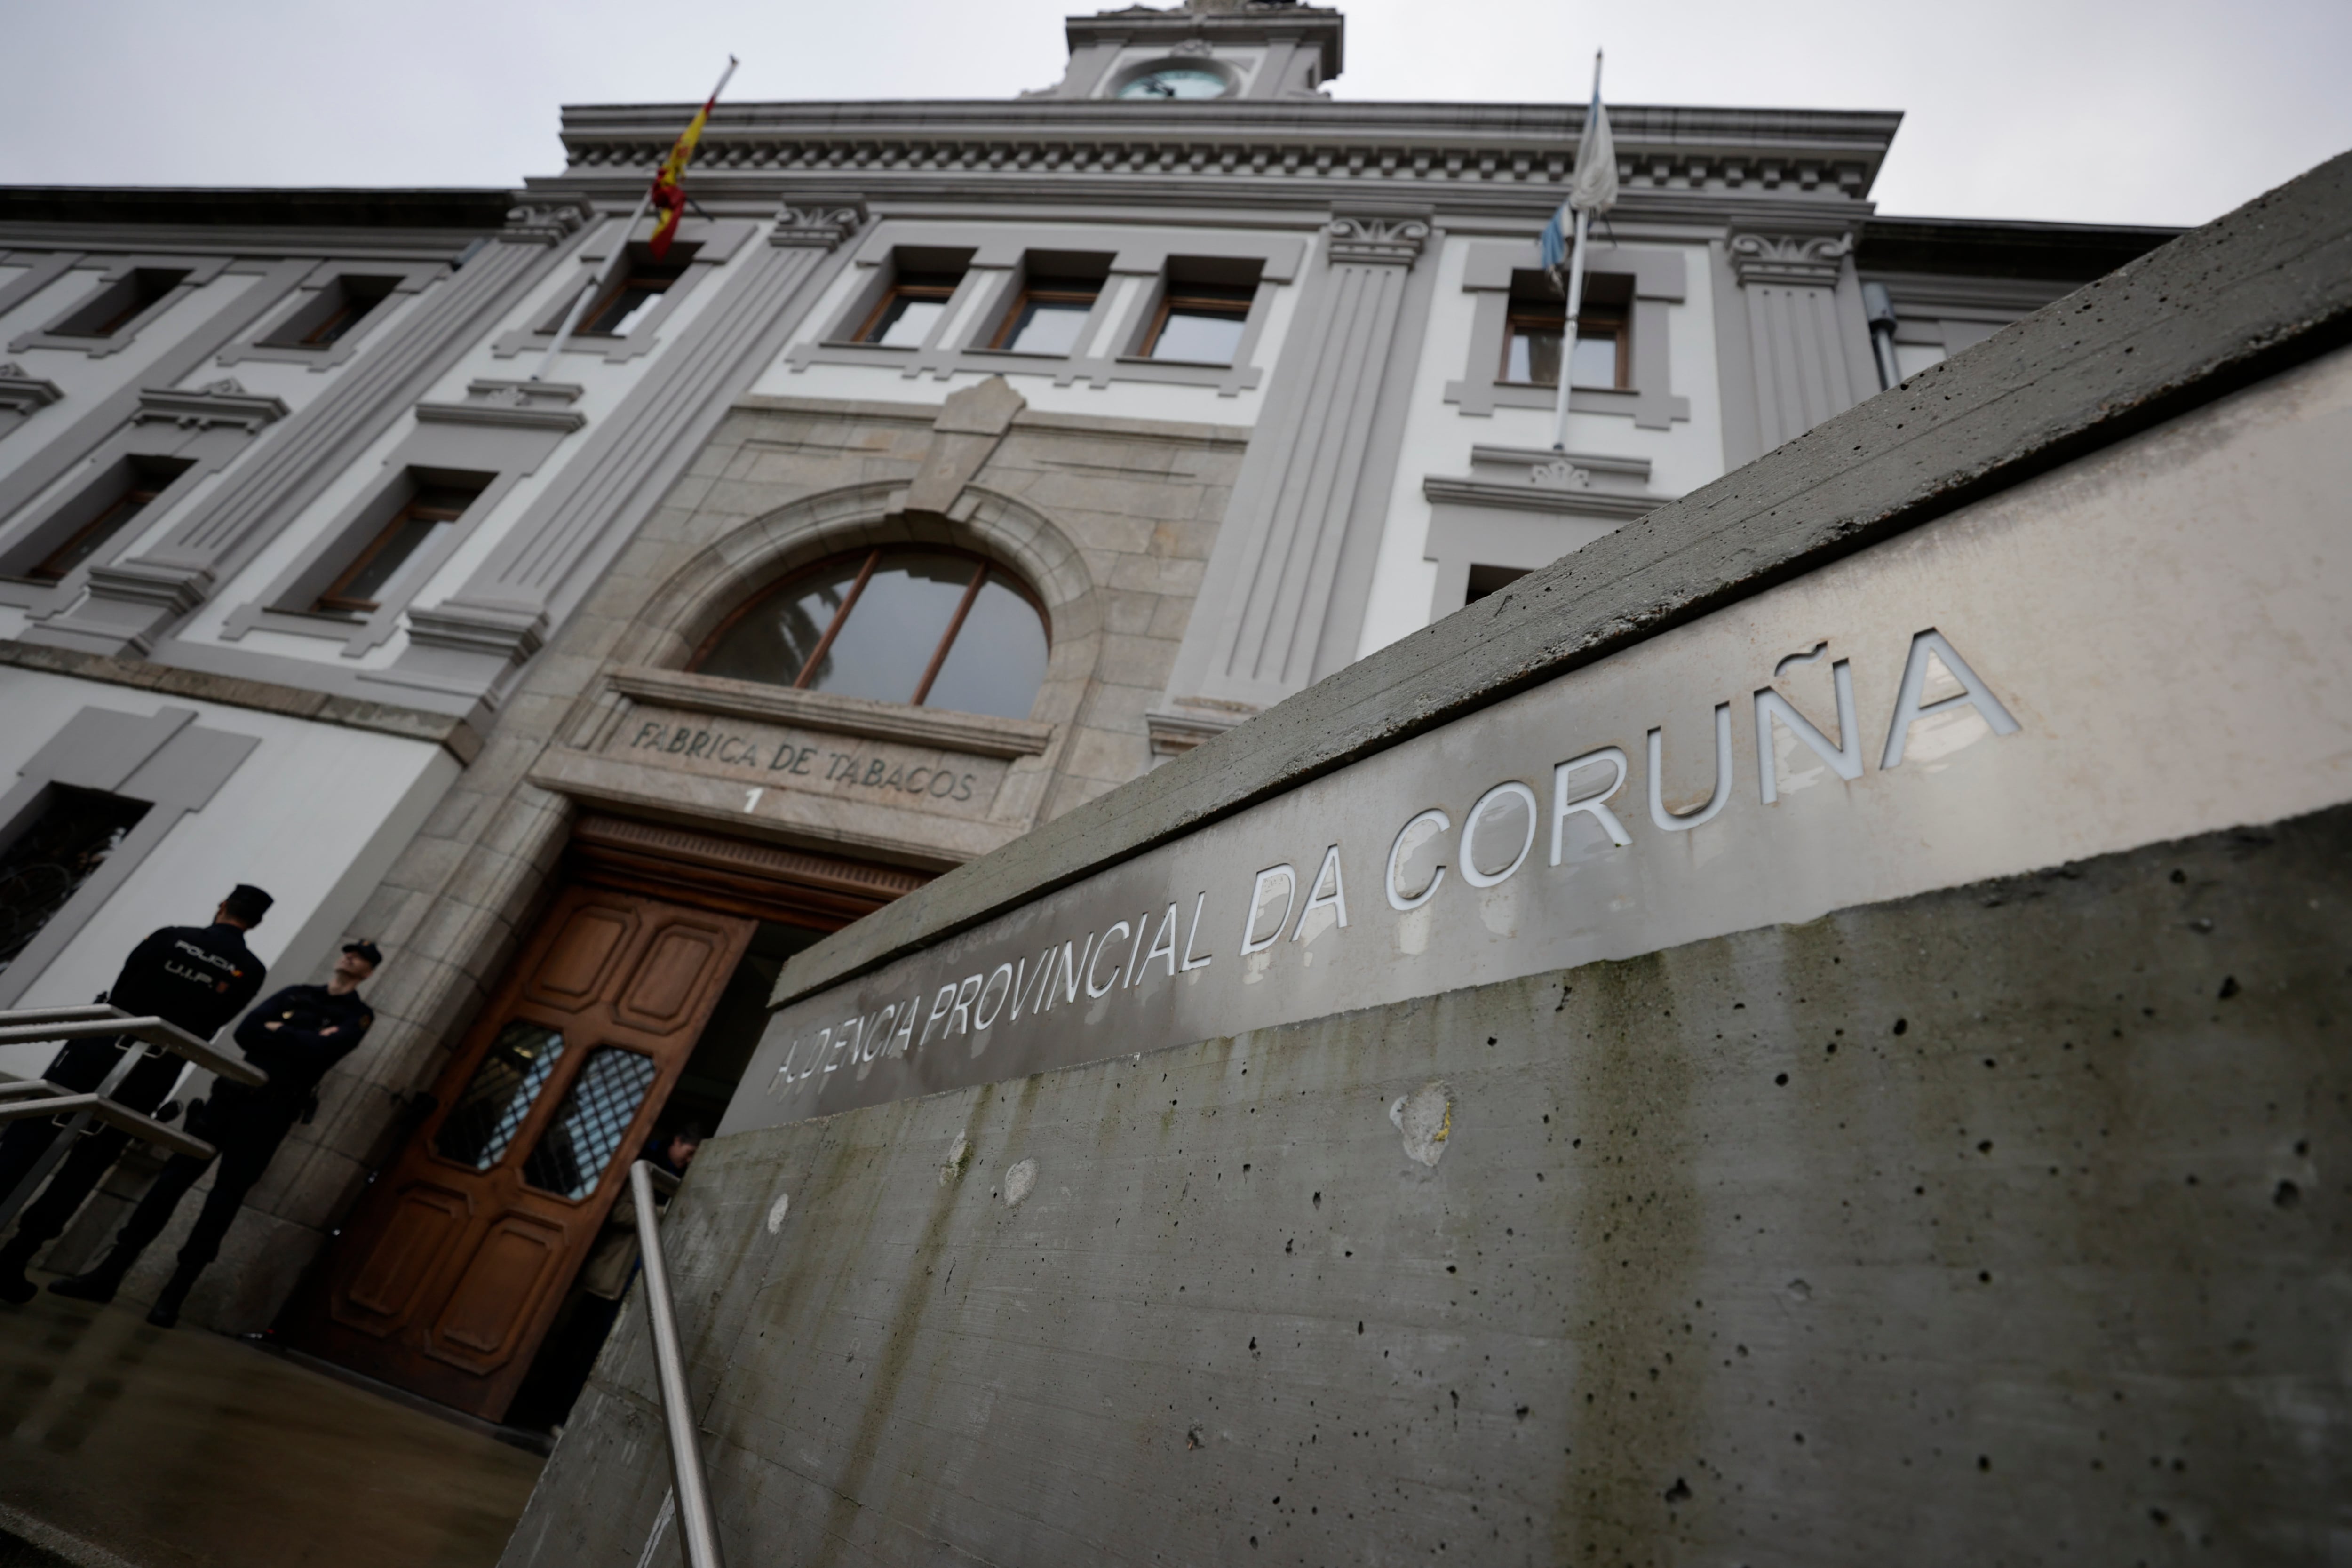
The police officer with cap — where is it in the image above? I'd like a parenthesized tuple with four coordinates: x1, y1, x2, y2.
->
(54, 939, 380, 1327)
(0, 885, 271, 1305)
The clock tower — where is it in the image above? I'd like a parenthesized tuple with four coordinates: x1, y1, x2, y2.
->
(1033, 0, 1345, 102)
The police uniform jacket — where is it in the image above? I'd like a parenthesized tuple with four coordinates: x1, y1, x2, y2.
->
(203, 984, 374, 1143)
(46, 923, 267, 1100)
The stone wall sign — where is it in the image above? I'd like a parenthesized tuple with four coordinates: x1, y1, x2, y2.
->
(530, 666, 1055, 866)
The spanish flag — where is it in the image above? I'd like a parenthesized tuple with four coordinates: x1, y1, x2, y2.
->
(649, 56, 739, 260)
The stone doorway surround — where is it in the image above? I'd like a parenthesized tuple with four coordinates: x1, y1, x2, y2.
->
(153, 375, 1243, 1338)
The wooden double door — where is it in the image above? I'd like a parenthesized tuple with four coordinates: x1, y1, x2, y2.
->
(286, 887, 753, 1420)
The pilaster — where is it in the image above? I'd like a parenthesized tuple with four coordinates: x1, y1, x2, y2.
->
(1723, 226, 1879, 459)
(1159, 205, 1436, 723)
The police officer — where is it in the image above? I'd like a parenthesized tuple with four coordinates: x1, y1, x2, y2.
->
(0, 885, 271, 1305)
(53, 940, 379, 1327)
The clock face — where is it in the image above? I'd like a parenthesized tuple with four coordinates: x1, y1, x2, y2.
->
(1116, 66, 1232, 101)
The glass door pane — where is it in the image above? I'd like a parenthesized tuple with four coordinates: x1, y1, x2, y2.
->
(520, 1047, 660, 1200)
(434, 1021, 566, 1169)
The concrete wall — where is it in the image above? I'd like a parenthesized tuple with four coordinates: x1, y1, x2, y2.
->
(506, 803, 2349, 1565)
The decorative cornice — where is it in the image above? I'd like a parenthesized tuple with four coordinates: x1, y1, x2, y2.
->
(771, 197, 868, 250)
(404, 598, 548, 662)
(608, 666, 1056, 760)
(0, 363, 64, 417)
(1145, 706, 1242, 758)
(1426, 445, 1663, 522)
(1728, 230, 1853, 288)
(0, 638, 484, 764)
(500, 198, 594, 245)
(1422, 475, 1661, 523)
(570, 812, 930, 903)
(545, 101, 1899, 211)
(1325, 207, 1430, 266)
(132, 379, 289, 432)
(83, 560, 212, 615)
(414, 378, 588, 432)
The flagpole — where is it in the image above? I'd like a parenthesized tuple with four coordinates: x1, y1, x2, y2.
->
(1550, 50, 1604, 452)
(530, 55, 738, 384)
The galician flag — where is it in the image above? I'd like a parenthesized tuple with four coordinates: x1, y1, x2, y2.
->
(1540, 59, 1618, 287)
(648, 56, 739, 260)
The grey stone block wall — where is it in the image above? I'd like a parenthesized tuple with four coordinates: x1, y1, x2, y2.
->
(504, 804, 2352, 1566)
(141, 393, 1248, 1335)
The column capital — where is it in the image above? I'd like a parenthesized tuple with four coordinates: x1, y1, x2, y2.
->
(772, 198, 869, 250)
(1727, 229, 1851, 287)
(500, 199, 595, 246)
(1326, 206, 1432, 267)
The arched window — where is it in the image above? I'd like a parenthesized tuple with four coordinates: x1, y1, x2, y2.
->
(694, 548, 1049, 721)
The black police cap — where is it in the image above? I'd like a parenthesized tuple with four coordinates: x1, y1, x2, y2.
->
(222, 884, 274, 923)
(342, 939, 383, 968)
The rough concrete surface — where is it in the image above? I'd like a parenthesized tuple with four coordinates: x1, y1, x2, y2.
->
(776, 147, 2352, 1009)
(509, 803, 2352, 1566)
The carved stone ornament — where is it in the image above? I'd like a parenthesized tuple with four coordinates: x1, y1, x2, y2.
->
(501, 199, 595, 245)
(1325, 211, 1432, 267)
(771, 199, 869, 250)
(132, 381, 290, 432)
(1727, 231, 1853, 288)
(1171, 37, 1216, 55)
(1527, 457, 1594, 490)
(0, 362, 64, 415)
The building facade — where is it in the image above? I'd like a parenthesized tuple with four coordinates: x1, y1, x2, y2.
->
(0, 0, 2171, 1414)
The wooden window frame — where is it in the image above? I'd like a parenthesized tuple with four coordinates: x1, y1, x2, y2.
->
(576, 261, 690, 339)
(21, 457, 194, 584)
(692, 546, 1049, 708)
(311, 483, 483, 617)
(987, 279, 1103, 353)
(58, 269, 191, 340)
(1499, 299, 1630, 390)
(294, 279, 393, 347)
(1140, 283, 1255, 365)
(851, 273, 965, 347)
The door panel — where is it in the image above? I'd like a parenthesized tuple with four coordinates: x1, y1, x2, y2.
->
(430, 1216, 569, 1367)
(285, 885, 753, 1419)
(527, 904, 637, 1007)
(342, 1183, 473, 1330)
(613, 924, 731, 1030)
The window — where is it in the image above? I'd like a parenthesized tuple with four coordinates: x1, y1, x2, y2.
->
(19, 457, 192, 583)
(696, 548, 1050, 721)
(53, 269, 190, 339)
(990, 271, 1104, 356)
(1464, 565, 1530, 605)
(520, 1047, 660, 1200)
(268, 276, 396, 348)
(578, 260, 687, 338)
(1501, 281, 1629, 390)
(435, 1021, 566, 1169)
(1143, 281, 1255, 366)
(855, 271, 964, 349)
(0, 787, 150, 974)
(312, 477, 486, 616)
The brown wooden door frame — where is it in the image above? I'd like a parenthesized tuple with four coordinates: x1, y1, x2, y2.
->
(285, 885, 754, 1420)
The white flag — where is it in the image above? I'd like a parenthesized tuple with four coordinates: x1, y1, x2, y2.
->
(1570, 95, 1617, 215)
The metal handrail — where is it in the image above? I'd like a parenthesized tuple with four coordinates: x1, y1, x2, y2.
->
(0, 1013, 266, 1086)
(629, 1159, 723, 1568)
(0, 1004, 267, 1234)
(0, 1091, 215, 1162)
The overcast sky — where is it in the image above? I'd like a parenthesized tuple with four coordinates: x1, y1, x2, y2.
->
(5, 0, 2347, 228)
